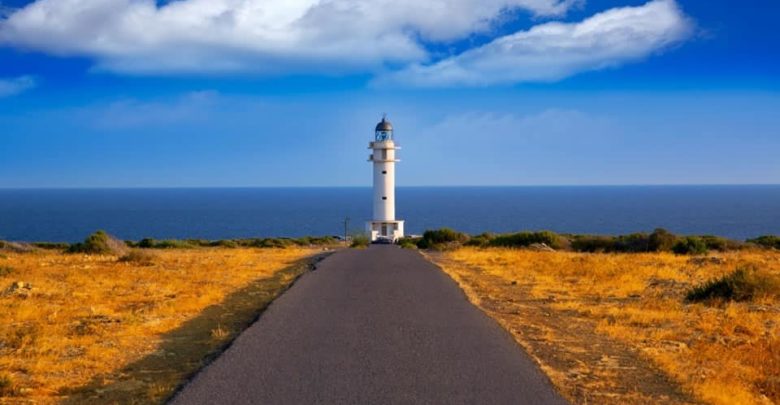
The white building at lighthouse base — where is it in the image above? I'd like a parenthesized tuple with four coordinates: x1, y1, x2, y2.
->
(366, 220, 405, 242)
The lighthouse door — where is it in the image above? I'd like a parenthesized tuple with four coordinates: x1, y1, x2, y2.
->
(381, 223, 388, 236)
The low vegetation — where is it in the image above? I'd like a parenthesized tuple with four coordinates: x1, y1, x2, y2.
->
(130, 236, 338, 249)
(410, 227, 773, 255)
(0, 246, 321, 403)
(687, 266, 780, 303)
(748, 235, 780, 250)
(416, 228, 469, 250)
(2, 234, 339, 255)
(430, 248, 780, 405)
(67, 230, 129, 255)
(350, 235, 370, 248)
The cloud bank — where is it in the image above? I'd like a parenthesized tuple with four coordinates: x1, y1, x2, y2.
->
(0, 75, 36, 97)
(382, 0, 692, 86)
(0, 0, 692, 86)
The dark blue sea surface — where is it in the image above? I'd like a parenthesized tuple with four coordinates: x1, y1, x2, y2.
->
(0, 186, 778, 242)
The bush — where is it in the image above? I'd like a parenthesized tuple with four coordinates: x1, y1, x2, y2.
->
(417, 228, 469, 249)
(212, 239, 239, 248)
(137, 238, 155, 248)
(464, 232, 495, 247)
(488, 231, 563, 249)
(648, 228, 677, 251)
(67, 230, 129, 255)
(673, 236, 709, 255)
(118, 250, 156, 266)
(293, 236, 337, 246)
(699, 235, 742, 251)
(350, 235, 370, 248)
(397, 237, 419, 249)
(748, 235, 780, 250)
(256, 238, 296, 248)
(612, 233, 652, 253)
(31, 242, 71, 250)
(686, 266, 780, 303)
(570, 235, 615, 252)
(156, 240, 195, 249)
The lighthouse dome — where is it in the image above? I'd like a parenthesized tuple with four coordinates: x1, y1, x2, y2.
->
(375, 117, 393, 132)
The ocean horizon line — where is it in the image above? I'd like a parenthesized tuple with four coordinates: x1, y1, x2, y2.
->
(1, 184, 779, 191)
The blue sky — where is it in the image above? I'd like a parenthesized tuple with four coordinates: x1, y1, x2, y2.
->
(0, 0, 778, 187)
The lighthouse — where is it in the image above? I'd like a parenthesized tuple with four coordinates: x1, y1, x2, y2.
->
(366, 115, 405, 242)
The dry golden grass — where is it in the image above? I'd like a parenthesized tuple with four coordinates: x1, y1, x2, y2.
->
(433, 248, 780, 405)
(0, 247, 321, 404)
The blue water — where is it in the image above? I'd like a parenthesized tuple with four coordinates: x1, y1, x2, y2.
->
(0, 186, 778, 242)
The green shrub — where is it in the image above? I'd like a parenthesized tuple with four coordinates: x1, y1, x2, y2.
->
(68, 230, 128, 255)
(252, 238, 294, 248)
(137, 238, 156, 248)
(417, 228, 469, 249)
(699, 235, 741, 251)
(488, 231, 563, 249)
(294, 236, 337, 246)
(648, 228, 678, 251)
(686, 266, 780, 303)
(160, 240, 195, 249)
(212, 239, 239, 248)
(350, 235, 370, 248)
(570, 235, 615, 252)
(397, 237, 419, 249)
(31, 242, 71, 250)
(464, 232, 495, 247)
(398, 238, 417, 249)
(673, 236, 709, 255)
(748, 235, 780, 250)
(612, 233, 652, 253)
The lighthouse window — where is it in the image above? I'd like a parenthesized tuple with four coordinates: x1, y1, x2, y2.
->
(382, 170, 387, 174)
(382, 196, 387, 200)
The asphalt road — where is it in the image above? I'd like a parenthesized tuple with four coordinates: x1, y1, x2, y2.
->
(171, 245, 568, 405)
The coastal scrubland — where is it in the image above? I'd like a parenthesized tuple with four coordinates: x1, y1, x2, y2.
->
(429, 246, 780, 405)
(0, 234, 325, 404)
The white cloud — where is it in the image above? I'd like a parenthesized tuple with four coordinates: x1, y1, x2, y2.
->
(0, 75, 36, 97)
(381, 0, 692, 87)
(0, 0, 577, 75)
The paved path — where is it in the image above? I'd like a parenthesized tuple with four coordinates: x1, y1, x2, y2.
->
(172, 245, 568, 405)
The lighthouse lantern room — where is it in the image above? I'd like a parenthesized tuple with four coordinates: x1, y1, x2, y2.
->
(366, 115, 405, 242)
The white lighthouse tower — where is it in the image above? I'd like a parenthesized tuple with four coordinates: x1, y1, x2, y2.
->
(366, 115, 404, 242)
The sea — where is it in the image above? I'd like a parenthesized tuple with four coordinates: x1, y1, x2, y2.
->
(0, 186, 778, 242)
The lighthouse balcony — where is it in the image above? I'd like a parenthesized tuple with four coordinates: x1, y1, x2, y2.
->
(368, 156, 401, 162)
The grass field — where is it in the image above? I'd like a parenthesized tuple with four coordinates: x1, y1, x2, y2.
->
(0, 247, 322, 404)
(431, 248, 780, 405)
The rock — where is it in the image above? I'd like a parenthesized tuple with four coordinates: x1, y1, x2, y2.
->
(2, 281, 33, 297)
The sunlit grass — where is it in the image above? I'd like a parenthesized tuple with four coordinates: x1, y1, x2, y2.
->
(437, 248, 780, 405)
(0, 247, 319, 403)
